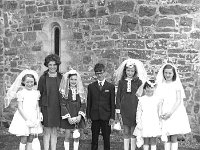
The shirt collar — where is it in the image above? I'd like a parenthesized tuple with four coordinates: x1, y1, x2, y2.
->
(98, 79, 105, 86)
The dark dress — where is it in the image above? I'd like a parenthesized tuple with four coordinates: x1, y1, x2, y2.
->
(38, 71, 62, 127)
(116, 77, 142, 126)
(60, 89, 86, 129)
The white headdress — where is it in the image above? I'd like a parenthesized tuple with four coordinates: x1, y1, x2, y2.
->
(59, 69, 85, 99)
(156, 63, 185, 98)
(4, 69, 39, 108)
(114, 58, 147, 84)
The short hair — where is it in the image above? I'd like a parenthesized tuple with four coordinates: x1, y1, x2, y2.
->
(143, 79, 156, 89)
(21, 74, 37, 86)
(121, 64, 138, 80)
(44, 54, 61, 67)
(94, 63, 105, 73)
(163, 64, 176, 81)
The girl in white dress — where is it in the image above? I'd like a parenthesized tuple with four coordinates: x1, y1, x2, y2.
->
(156, 63, 191, 150)
(4, 70, 42, 150)
(134, 79, 161, 150)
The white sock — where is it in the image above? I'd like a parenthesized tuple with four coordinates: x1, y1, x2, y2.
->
(64, 141, 69, 150)
(164, 142, 170, 150)
(143, 145, 149, 150)
(19, 143, 26, 150)
(73, 141, 79, 150)
(171, 142, 178, 150)
(151, 145, 156, 150)
(124, 138, 130, 150)
(131, 138, 136, 150)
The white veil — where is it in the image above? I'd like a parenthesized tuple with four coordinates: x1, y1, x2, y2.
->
(59, 69, 85, 100)
(4, 69, 39, 108)
(114, 58, 147, 84)
(156, 63, 186, 98)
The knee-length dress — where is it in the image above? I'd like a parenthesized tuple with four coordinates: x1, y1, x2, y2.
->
(38, 72, 62, 128)
(60, 89, 86, 129)
(136, 95, 161, 137)
(116, 77, 142, 126)
(159, 82, 191, 135)
(9, 89, 42, 136)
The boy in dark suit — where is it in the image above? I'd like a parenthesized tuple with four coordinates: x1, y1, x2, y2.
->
(86, 63, 115, 150)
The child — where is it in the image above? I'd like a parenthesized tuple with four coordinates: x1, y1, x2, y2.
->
(86, 63, 115, 150)
(134, 79, 161, 150)
(156, 63, 191, 150)
(5, 69, 42, 150)
(115, 58, 147, 150)
(59, 69, 86, 150)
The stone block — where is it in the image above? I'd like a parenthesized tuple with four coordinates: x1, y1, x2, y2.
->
(38, 6, 48, 12)
(26, 5, 37, 14)
(97, 7, 108, 17)
(11, 34, 23, 47)
(3, 37, 10, 48)
(159, 5, 189, 15)
(58, 0, 64, 5)
(97, 0, 105, 6)
(3, 1, 18, 11)
(125, 40, 145, 49)
(63, 6, 71, 19)
(10, 61, 17, 68)
(157, 18, 175, 27)
(48, 5, 58, 11)
(78, 6, 87, 18)
(33, 23, 43, 31)
(180, 17, 193, 27)
(3, 13, 8, 28)
(194, 103, 200, 113)
(4, 48, 17, 56)
(106, 15, 120, 26)
(121, 16, 138, 32)
(154, 34, 172, 39)
(115, 1, 135, 13)
(73, 32, 83, 40)
(100, 49, 120, 59)
(139, 5, 156, 17)
(96, 40, 114, 49)
(5, 29, 12, 37)
(24, 32, 36, 41)
(140, 18, 153, 26)
(128, 49, 151, 60)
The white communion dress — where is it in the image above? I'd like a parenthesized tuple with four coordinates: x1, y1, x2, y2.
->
(136, 95, 161, 137)
(158, 81, 191, 136)
(9, 88, 42, 136)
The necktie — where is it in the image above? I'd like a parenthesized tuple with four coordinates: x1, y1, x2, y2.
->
(99, 82, 103, 90)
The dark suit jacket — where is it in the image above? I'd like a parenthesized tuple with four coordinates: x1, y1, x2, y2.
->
(86, 80, 115, 121)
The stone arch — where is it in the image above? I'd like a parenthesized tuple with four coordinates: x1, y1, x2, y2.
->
(37, 18, 73, 73)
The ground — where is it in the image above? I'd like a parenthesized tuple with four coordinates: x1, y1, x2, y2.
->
(0, 127, 199, 150)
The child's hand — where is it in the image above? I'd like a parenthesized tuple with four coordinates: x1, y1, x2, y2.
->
(117, 113, 121, 121)
(160, 113, 172, 120)
(39, 112, 43, 121)
(76, 115, 81, 123)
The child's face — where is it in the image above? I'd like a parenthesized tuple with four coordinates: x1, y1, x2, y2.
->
(164, 68, 174, 82)
(95, 71, 105, 81)
(126, 67, 136, 78)
(144, 86, 154, 96)
(48, 61, 57, 74)
(69, 75, 77, 87)
(23, 77, 35, 90)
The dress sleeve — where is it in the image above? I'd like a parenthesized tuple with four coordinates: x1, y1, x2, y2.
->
(16, 91, 24, 102)
(36, 90, 41, 101)
(86, 85, 91, 119)
(116, 80, 122, 113)
(78, 94, 86, 118)
(60, 95, 71, 119)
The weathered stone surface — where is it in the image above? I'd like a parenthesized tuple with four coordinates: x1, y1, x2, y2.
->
(3, 1, 18, 11)
(157, 18, 175, 27)
(139, 5, 156, 17)
(26, 5, 37, 14)
(159, 5, 190, 15)
(121, 16, 138, 32)
(63, 6, 71, 19)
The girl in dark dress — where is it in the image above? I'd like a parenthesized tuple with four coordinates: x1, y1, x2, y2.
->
(38, 54, 62, 150)
(115, 59, 147, 150)
(59, 70, 86, 150)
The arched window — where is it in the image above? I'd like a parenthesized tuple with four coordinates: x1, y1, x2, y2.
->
(51, 22, 61, 56)
(54, 27, 60, 56)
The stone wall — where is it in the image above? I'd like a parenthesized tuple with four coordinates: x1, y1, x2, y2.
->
(1, 0, 200, 142)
